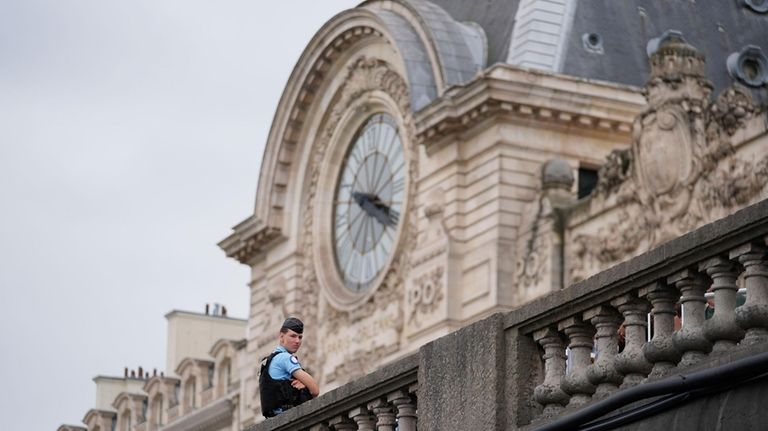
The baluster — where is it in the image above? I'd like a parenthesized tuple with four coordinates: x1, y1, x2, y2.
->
(309, 424, 331, 431)
(584, 306, 623, 397)
(559, 317, 596, 407)
(670, 269, 712, 367)
(328, 415, 356, 431)
(732, 242, 768, 345)
(700, 256, 745, 351)
(368, 399, 396, 431)
(532, 327, 569, 416)
(349, 406, 375, 431)
(387, 390, 417, 431)
(640, 281, 682, 379)
(612, 294, 652, 387)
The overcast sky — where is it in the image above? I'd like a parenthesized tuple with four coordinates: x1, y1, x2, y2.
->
(0, 1, 358, 429)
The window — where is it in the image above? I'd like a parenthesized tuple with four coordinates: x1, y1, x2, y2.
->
(578, 166, 599, 199)
(207, 365, 214, 389)
(152, 395, 164, 427)
(184, 379, 196, 410)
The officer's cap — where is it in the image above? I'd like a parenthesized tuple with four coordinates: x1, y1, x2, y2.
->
(281, 317, 304, 334)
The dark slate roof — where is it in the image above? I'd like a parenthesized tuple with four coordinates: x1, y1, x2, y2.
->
(429, 0, 522, 66)
(424, 0, 768, 104)
(563, 0, 768, 93)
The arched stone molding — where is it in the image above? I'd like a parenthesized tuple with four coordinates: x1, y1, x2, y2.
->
(222, 1, 482, 265)
(82, 409, 115, 431)
(112, 392, 147, 431)
(175, 358, 214, 414)
(209, 338, 245, 397)
(143, 376, 179, 430)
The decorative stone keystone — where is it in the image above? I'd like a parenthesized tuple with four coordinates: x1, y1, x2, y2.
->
(640, 281, 682, 378)
(612, 294, 652, 387)
(387, 390, 417, 431)
(700, 256, 745, 351)
(558, 317, 596, 407)
(368, 399, 396, 431)
(669, 269, 712, 367)
(731, 242, 768, 345)
(532, 327, 569, 416)
(584, 305, 624, 397)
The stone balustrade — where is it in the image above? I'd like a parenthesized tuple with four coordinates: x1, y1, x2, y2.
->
(251, 199, 768, 430)
(248, 354, 417, 431)
(518, 199, 768, 427)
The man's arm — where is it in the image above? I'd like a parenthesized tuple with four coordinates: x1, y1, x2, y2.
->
(291, 369, 320, 397)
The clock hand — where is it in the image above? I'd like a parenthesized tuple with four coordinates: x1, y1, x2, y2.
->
(369, 194, 399, 227)
(353, 191, 391, 226)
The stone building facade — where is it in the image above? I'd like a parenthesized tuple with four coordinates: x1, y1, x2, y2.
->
(216, 0, 768, 426)
(60, 0, 768, 429)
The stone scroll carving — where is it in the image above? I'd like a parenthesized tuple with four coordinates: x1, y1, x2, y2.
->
(569, 35, 767, 283)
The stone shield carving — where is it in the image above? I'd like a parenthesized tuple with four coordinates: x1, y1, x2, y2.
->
(635, 107, 693, 197)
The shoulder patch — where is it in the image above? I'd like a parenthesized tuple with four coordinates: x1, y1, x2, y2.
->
(290, 355, 299, 364)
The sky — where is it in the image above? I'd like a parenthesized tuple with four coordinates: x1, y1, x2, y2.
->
(0, 1, 359, 429)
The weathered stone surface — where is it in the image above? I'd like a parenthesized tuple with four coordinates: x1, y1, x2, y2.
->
(418, 313, 506, 431)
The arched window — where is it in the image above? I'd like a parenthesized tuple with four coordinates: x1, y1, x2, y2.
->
(152, 395, 164, 426)
(120, 410, 131, 431)
(207, 365, 214, 389)
(184, 378, 196, 411)
(140, 399, 148, 423)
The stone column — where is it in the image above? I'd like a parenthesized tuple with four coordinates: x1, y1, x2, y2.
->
(532, 327, 569, 416)
(670, 269, 712, 367)
(612, 294, 652, 387)
(368, 399, 396, 431)
(349, 406, 375, 431)
(732, 242, 768, 345)
(388, 390, 417, 431)
(558, 317, 596, 407)
(640, 281, 681, 379)
(584, 306, 623, 397)
(700, 256, 745, 351)
(328, 415, 357, 431)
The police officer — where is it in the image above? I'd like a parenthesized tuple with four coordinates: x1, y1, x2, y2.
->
(259, 317, 320, 417)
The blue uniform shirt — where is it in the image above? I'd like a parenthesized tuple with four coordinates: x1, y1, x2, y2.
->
(268, 345, 302, 380)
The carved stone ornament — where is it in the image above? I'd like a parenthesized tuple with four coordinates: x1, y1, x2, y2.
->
(570, 37, 766, 283)
(295, 56, 418, 369)
(515, 221, 550, 291)
(408, 266, 445, 327)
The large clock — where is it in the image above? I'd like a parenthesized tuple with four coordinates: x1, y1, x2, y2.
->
(332, 113, 405, 293)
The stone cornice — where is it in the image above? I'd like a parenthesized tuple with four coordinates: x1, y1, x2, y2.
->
(218, 214, 283, 265)
(415, 64, 646, 152)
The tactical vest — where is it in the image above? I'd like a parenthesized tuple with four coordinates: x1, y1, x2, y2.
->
(259, 351, 312, 418)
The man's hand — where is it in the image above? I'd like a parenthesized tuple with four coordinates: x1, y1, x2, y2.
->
(291, 379, 306, 390)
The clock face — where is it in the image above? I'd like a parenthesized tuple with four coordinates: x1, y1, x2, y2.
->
(333, 113, 405, 293)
